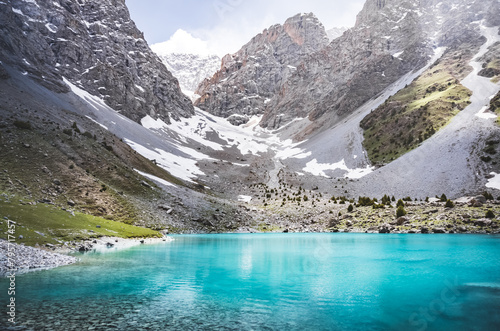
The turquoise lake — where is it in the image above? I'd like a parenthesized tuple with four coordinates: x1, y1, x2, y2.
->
(1, 233, 500, 330)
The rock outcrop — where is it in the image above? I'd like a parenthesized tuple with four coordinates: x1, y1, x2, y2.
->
(0, 0, 194, 123)
(195, 13, 329, 123)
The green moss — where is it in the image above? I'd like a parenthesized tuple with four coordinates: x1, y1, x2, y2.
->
(0, 199, 161, 247)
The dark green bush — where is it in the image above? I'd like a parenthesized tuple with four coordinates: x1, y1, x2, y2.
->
(486, 210, 495, 219)
(445, 199, 455, 208)
(396, 206, 407, 218)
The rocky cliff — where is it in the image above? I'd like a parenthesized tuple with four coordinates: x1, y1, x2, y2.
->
(194, 13, 329, 124)
(0, 0, 194, 123)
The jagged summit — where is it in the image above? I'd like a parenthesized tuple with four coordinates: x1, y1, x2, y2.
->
(194, 12, 329, 124)
(0, 0, 194, 123)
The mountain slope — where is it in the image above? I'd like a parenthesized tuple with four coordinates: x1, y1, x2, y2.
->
(0, 0, 193, 123)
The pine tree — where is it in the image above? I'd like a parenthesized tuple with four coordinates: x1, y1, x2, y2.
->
(396, 206, 407, 218)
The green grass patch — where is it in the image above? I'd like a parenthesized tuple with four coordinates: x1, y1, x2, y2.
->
(361, 51, 472, 165)
(0, 199, 161, 247)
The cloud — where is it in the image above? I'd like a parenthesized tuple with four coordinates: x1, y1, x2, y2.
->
(150, 29, 213, 56)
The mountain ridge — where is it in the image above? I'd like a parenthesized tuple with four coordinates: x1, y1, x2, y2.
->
(0, 0, 193, 123)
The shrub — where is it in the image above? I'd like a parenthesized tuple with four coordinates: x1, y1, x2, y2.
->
(303, 195, 309, 202)
(486, 210, 495, 219)
(347, 204, 354, 212)
(396, 199, 405, 208)
(396, 206, 407, 218)
(13, 120, 32, 130)
(358, 196, 374, 206)
(82, 131, 94, 139)
(445, 199, 455, 208)
(439, 194, 447, 202)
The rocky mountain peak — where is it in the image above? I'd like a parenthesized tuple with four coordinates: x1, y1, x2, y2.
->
(194, 12, 329, 123)
(0, 0, 194, 124)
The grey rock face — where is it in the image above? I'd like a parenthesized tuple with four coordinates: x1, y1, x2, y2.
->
(195, 13, 329, 121)
(0, 0, 194, 123)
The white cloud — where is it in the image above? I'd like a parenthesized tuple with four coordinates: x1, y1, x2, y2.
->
(150, 29, 213, 56)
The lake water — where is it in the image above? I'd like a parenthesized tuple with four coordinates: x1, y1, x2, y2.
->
(1, 234, 500, 330)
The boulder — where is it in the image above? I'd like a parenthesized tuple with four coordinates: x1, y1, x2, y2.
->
(379, 224, 391, 233)
(396, 216, 409, 225)
(475, 195, 487, 204)
(469, 199, 483, 207)
(420, 227, 429, 234)
(474, 218, 492, 227)
(432, 227, 446, 233)
(78, 245, 92, 252)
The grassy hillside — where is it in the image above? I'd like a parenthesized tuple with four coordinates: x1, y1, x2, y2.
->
(0, 198, 161, 246)
(360, 47, 473, 165)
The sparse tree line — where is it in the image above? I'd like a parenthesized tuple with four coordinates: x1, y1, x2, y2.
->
(249, 181, 498, 220)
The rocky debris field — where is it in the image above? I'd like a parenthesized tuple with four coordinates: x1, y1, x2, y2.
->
(239, 186, 500, 234)
(0, 239, 77, 276)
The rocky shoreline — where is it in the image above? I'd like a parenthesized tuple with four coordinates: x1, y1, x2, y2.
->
(0, 239, 77, 276)
(0, 236, 173, 277)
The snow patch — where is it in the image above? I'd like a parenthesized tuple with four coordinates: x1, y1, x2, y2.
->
(141, 115, 168, 130)
(475, 106, 497, 119)
(124, 138, 205, 184)
(238, 195, 252, 203)
(85, 116, 108, 130)
(134, 169, 176, 187)
(486, 172, 500, 190)
(392, 51, 404, 59)
(63, 77, 113, 112)
(303, 159, 373, 179)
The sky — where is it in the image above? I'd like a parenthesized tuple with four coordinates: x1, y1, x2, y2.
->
(125, 0, 366, 57)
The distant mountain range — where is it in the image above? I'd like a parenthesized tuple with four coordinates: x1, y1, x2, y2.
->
(152, 52, 220, 101)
